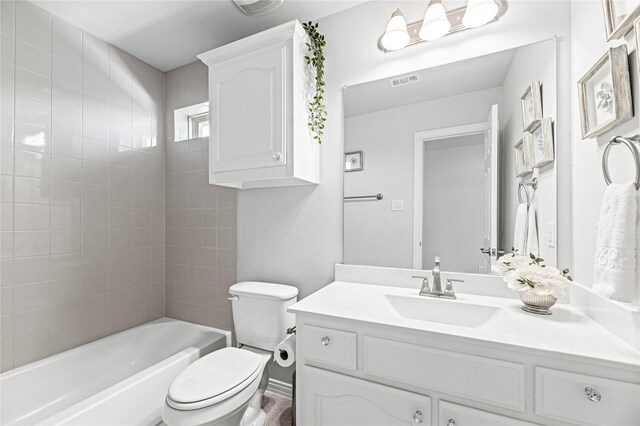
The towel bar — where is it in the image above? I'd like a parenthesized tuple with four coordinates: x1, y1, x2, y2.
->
(344, 193, 384, 201)
(602, 135, 640, 190)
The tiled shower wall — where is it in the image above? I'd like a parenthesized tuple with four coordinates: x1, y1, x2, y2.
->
(0, 1, 165, 371)
(164, 61, 237, 331)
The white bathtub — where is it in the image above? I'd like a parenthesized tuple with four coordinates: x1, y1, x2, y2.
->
(0, 318, 231, 426)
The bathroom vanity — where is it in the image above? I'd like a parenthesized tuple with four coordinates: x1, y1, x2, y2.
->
(290, 265, 640, 426)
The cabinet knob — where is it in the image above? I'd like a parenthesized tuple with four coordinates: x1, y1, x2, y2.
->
(412, 410, 423, 424)
(585, 387, 601, 402)
(447, 420, 456, 426)
(320, 336, 330, 346)
(273, 152, 282, 160)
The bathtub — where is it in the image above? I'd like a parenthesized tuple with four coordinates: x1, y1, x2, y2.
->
(1, 318, 231, 425)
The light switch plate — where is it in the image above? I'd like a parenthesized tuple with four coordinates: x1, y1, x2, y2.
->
(546, 221, 556, 248)
(392, 199, 404, 211)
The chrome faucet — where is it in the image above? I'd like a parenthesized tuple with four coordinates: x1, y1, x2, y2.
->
(432, 256, 442, 293)
(412, 257, 464, 299)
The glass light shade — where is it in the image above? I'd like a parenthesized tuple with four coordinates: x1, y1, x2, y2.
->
(462, 0, 499, 28)
(419, 0, 451, 41)
(381, 9, 410, 51)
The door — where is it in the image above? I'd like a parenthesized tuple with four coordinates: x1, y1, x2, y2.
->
(210, 43, 286, 173)
(482, 104, 499, 273)
(302, 366, 432, 425)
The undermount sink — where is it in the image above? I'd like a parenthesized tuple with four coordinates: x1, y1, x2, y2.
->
(371, 294, 513, 329)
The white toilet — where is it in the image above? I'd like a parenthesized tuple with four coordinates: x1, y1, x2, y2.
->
(162, 282, 298, 426)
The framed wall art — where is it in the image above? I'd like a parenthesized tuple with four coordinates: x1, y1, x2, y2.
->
(578, 45, 632, 139)
(514, 133, 534, 177)
(530, 118, 555, 168)
(521, 81, 543, 132)
(602, 0, 640, 40)
(344, 151, 363, 172)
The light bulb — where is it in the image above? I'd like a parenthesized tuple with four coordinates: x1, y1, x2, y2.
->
(462, 0, 499, 28)
(419, 0, 451, 41)
(381, 8, 410, 51)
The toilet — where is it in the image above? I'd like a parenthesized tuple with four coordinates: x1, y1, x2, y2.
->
(162, 282, 298, 426)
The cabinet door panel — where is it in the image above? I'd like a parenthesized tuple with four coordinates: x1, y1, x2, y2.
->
(303, 366, 431, 426)
(211, 44, 286, 172)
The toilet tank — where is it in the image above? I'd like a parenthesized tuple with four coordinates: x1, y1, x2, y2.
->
(229, 282, 298, 351)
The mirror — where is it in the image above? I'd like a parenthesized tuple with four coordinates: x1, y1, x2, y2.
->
(343, 39, 558, 274)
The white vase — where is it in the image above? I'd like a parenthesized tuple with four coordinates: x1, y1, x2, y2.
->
(520, 289, 557, 315)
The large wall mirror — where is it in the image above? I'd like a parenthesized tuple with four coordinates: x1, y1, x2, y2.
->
(343, 39, 558, 274)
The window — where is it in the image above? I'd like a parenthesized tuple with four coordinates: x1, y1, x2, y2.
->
(174, 102, 209, 142)
(189, 112, 210, 138)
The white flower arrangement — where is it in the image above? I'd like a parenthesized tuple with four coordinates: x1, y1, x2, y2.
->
(492, 253, 572, 297)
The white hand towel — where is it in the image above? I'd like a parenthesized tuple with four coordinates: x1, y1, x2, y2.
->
(513, 203, 528, 255)
(526, 203, 539, 257)
(593, 182, 638, 303)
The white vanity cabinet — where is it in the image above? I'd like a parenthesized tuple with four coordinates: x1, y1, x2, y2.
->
(294, 315, 640, 426)
(197, 20, 319, 189)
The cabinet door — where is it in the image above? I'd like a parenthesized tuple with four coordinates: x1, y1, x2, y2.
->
(302, 366, 431, 426)
(439, 401, 538, 426)
(210, 43, 286, 172)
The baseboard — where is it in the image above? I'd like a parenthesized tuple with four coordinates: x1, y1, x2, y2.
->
(267, 378, 293, 400)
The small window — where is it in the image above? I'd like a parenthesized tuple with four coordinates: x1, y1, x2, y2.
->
(174, 102, 209, 142)
(189, 112, 209, 138)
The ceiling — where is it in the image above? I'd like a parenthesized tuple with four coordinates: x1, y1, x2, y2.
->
(33, 0, 367, 71)
(345, 47, 517, 118)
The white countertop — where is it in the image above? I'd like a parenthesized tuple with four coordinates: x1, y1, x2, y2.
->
(289, 281, 640, 370)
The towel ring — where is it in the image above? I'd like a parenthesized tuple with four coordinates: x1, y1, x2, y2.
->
(518, 182, 530, 205)
(602, 136, 640, 190)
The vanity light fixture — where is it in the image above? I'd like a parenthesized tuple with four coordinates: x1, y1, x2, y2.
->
(379, 0, 507, 52)
(381, 8, 411, 51)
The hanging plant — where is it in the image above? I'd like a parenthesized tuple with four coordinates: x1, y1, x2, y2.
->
(302, 21, 327, 144)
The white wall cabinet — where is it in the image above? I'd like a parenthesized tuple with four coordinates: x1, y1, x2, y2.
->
(198, 20, 319, 189)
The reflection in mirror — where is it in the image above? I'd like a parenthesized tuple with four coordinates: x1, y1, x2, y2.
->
(343, 39, 557, 274)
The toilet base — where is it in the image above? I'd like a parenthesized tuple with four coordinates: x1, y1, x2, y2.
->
(240, 364, 269, 426)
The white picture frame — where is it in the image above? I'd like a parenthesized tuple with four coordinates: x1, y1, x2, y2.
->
(520, 81, 543, 132)
(530, 118, 555, 168)
(344, 151, 363, 172)
(578, 45, 633, 139)
(514, 133, 534, 177)
(602, 0, 640, 40)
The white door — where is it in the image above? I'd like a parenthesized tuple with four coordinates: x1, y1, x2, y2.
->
(482, 104, 499, 273)
(210, 44, 286, 173)
(302, 366, 432, 425)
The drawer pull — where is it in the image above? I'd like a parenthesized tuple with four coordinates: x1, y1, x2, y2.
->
(320, 336, 331, 346)
(273, 152, 282, 160)
(447, 419, 456, 426)
(585, 387, 602, 402)
(412, 410, 423, 424)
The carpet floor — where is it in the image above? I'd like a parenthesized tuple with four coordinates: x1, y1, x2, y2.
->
(262, 391, 293, 426)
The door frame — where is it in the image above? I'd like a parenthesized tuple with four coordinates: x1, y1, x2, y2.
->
(413, 122, 487, 269)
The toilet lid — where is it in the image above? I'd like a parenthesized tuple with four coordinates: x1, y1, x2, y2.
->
(168, 348, 263, 404)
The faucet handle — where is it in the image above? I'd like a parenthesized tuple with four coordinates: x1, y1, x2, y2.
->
(444, 279, 464, 295)
(411, 275, 430, 280)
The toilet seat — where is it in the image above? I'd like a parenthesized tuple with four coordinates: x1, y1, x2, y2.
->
(167, 347, 264, 411)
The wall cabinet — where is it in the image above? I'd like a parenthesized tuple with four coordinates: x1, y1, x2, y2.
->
(198, 20, 319, 189)
(295, 316, 640, 426)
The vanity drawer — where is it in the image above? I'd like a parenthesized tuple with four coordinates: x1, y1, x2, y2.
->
(302, 325, 357, 371)
(363, 336, 525, 411)
(439, 401, 538, 426)
(535, 367, 640, 425)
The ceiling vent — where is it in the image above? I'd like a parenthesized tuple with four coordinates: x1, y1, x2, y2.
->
(232, 0, 284, 16)
(388, 74, 419, 88)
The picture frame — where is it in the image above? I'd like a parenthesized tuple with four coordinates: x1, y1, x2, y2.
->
(530, 118, 555, 168)
(344, 151, 363, 172)
(520, 81, 543, 132)
(635, 17, 640, 81)
(602, 0, 640, 40)
(578, 45, 632, 139)
(514, 133, 534, 177)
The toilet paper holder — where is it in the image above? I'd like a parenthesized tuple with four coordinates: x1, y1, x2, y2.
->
(286, 326, 296, 335)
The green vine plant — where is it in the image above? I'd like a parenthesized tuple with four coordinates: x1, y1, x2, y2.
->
(302, 21, 327, 144)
